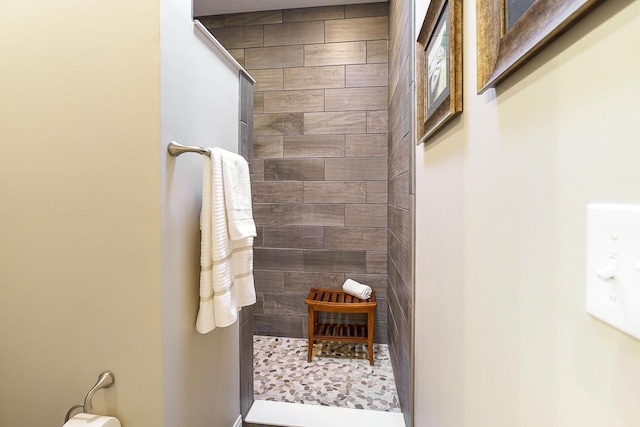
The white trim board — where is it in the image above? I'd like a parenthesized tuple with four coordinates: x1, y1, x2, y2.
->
(245, 400, 405, 427)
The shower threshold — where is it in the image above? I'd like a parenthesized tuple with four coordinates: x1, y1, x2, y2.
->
(246, 400, 406, 427)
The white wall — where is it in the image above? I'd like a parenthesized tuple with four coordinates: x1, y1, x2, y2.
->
(0, 1, 163, 425)
(160, 0, 242, 426)
(414, 0, 640, 426)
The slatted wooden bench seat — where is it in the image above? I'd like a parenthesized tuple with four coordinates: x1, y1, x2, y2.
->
(304, 287, 377, 366)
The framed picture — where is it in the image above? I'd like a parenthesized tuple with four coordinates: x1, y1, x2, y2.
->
(416, 0, 462, 145)
(476, 0, 604, 93)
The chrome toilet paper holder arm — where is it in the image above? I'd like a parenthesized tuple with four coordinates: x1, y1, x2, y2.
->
(64, 371, 115, 423)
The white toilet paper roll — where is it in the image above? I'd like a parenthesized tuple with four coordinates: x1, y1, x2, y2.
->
(63, 413, 121, 427)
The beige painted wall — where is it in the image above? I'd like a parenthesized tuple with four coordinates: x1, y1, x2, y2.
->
(415, 0, 640, 426)
(0, 0, 163, 425)
(0, 0, 245, 426)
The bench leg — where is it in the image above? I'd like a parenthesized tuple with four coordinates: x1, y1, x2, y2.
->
(368, 309, 375, 366)
(307, 306, 315, 362)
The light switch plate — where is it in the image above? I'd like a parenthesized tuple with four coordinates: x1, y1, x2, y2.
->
(586, 204, 640, 340)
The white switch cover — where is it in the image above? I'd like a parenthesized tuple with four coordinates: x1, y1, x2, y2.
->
(586, 204, 640, 340)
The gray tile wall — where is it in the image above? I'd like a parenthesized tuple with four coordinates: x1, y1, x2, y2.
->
(201, 3, 390, 344)
(388, 0, 414, 425)
(239, 73, 254, 171)
(238, 73, 255, 418)
(239, 305, 254, 418)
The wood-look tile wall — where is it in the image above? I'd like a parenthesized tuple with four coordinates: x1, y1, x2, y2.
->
(388, 0, 414, 424)
(201, 3, 389, 344)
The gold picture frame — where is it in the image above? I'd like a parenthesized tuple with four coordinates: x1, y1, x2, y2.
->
(416, 0, 463, 145)
(476, 0, 604, 93)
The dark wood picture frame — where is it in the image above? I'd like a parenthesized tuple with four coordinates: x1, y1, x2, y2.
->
(476, 0, 604, 93)
(416, 0, 462, 145)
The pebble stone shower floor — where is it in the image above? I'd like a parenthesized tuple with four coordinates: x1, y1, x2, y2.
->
(253, 335, 400, 412)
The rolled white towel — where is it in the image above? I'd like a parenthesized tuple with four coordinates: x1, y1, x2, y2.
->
(343, 279, 372, 300)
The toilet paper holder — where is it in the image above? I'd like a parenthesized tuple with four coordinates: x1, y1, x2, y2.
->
(64, 371, 115, 423)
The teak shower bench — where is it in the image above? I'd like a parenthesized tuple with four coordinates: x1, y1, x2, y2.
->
(304, 287, 377, 365)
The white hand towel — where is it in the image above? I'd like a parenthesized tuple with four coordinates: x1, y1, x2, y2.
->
(197, 148, 238, 333)
(343, 278, 372, 300)
(219, 149, 256, 241)
(217, 147, 257, 308)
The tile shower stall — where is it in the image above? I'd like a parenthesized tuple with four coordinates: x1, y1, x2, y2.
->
(199, 1, 414, 423)
(202, 2, 390, 342)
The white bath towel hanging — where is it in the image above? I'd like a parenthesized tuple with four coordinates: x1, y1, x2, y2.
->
(196, 147, 257, 334)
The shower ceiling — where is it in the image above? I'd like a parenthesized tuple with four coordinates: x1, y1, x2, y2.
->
(194, 0, 386, 16)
